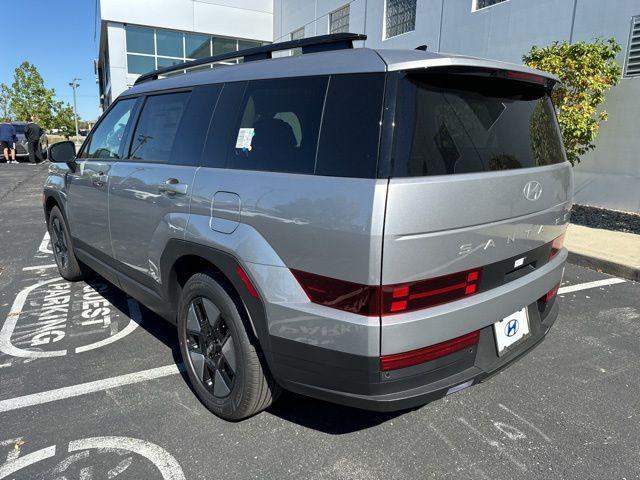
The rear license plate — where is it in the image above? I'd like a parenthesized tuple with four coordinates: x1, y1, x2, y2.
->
(494, 307, 530, 356)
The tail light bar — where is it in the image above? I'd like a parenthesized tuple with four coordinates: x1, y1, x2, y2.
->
(540, 282, 560, 304)
(291, 267, 482, 317)
(549, 233, 565, 260)
(380, 330, 480, 371)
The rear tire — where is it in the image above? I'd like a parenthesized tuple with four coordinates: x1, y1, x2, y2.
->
(177, 271, 280, 420)
(48, 206, 87, 281)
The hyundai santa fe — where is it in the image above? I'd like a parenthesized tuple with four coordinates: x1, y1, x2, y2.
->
(43, 33, 572, 420)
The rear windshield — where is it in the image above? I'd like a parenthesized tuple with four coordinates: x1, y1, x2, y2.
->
(390, 73, 565, 177)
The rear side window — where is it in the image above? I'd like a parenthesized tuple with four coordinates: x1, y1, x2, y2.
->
(391, 73, 565, 177)
(316, 74, 385, 178)
(228, 76, 328, 174)
(83, 98, 137, 159)
(129, 92, 190, 163)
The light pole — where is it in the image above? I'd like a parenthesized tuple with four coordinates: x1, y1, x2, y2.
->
(69, 78, 80, 143)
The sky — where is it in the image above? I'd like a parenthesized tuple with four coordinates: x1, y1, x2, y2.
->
(1, 0, 100, 121)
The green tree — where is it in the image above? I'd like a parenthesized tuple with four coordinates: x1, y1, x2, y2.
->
(9, 61, 57, 126)
(0, 83, 11, 119)
(51, 101, 77, 138)
(523, 38, 621, 165)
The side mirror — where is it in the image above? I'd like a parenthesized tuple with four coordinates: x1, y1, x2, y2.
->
(48, 141, 77, 164)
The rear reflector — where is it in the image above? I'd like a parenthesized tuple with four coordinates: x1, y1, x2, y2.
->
(236, 265, 260, 299)
(549, 233, 565, 260)
(506, 70, 546, 85)
(291, 267, 482, 317)
(380, 330, 480, 371)
(540, 282, 560, 304)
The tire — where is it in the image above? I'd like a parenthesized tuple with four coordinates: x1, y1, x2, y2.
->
(177, 271, 281, 420)
(48, 206, 87, 281)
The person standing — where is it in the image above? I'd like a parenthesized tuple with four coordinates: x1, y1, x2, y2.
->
(25, 115, 44, 164)
(0, 118, 17, 163)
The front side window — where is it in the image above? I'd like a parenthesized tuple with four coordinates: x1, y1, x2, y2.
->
(391, 72, 565, 177)
(385, 0, 416, 39)
(129, 93, 190, 163)
(228, 77, 328, 174)
(83, 98, 137, 159)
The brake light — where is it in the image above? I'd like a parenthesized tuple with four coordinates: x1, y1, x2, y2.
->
(380, 330, 480, 371)
(549, 233, 565, 260)
(236, 265, 260, 299)
(381, 268, 482, 316)
(506, 70, 546, 85)
(540, 282, 560, 304)
(292, 267, 482, 317)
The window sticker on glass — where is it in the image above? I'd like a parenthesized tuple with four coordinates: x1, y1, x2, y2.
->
(235, 128, 255, 151)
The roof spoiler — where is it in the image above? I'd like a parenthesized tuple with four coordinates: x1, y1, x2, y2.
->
(134, 32, 367, 86)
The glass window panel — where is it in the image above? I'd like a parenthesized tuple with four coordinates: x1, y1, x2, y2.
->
(156, 29, 184, 58)
(157, 57, 184, 68)
(126, 26, 154, 54)
(127, 54, 156, 75)
(475, 0, 507, 10)
(238, 40, 262, 51)
(84, 99, 137, 159)
(212, 37, 238, 56)
(186, 33, 211, 59)
(385, 0, 417, 38)
(330, 5, 350, 34)
(130, 93, 190, 163)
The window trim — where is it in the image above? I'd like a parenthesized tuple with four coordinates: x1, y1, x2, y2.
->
(471, 0, 509, 12)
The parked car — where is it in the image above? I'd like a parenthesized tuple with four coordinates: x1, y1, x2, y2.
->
(12, 121, 48, 162)
(43, 33, 572, 421)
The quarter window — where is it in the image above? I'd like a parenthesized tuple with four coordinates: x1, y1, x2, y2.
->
(129, 93, 190, 163)
(385, 0, 416, 39)
(83, 99, 137, 159)
(330, 5, 350, 34)
(228, 77, 328, 174)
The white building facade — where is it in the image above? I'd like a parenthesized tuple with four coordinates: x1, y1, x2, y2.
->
(96, 0, 273, 109)
(274, 0, 640, 212)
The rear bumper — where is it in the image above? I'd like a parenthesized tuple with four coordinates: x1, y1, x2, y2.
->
(276, 298, 559, 412)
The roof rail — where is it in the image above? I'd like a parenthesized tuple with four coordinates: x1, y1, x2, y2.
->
(134, 32, 367, 86)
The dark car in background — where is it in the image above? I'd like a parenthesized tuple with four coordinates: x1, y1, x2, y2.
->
(12, 122, 48, 162)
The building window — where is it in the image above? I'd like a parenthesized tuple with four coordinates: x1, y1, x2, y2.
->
(124, 25, 264, 76)
(385, 0, 417, 39)
(330, 5, 350, 34)
(290, 27, 305, 55)
(625, 16, 640, 77)
(473, 0, 508, 11)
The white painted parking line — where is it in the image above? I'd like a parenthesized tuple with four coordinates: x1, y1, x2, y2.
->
(0, 446, 56, 479)
(558, 278, 626, 295)
(0, 364, 183, 413)
(22, 264, 57, 271)
(0, 363, 11, 369)
(38, 232, 52, 255)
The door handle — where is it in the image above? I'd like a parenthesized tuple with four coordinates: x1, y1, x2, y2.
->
(91, 173, 108, 186)
(158, 178, 188, 196)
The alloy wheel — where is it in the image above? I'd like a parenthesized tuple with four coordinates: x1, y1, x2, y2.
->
(51, 216, 68, 271)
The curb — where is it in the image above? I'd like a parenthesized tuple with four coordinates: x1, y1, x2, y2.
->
(567, 251, 640, 283)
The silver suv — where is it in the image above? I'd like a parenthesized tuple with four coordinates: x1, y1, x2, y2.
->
(44, 34, 571, 420)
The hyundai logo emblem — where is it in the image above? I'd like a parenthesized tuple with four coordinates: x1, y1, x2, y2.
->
(523, 181, 542, 201)
(505, 319, 519, 337)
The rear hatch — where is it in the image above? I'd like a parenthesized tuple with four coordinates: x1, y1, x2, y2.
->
(380, 67, 572, 314)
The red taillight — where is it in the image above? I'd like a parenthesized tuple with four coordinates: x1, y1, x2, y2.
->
(381, 268, 482, 316)
(380, 330, 480, 371)
(291, 269, 380, 316)
(506, 70, 546, 85)
(292, 267, 482, 317)
(540, 282, 560, 304)
(236, 265, 260, 299)
(549, 233, 565, 260)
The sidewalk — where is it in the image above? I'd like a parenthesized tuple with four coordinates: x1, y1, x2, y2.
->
(565, 223, 640, 282)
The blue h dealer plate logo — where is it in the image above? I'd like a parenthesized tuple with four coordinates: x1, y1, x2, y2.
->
(494, 308, 530, 356)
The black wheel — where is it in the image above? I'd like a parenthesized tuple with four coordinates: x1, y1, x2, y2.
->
(48, 206, 87, 281)
(177, 272, 280, 420)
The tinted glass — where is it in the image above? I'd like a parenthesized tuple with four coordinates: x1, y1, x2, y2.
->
(84, 99, 136, 159)
(157, 57, 184, 68)
(127, 55, 156, 75)
(391, 73, 565, 177)
(237, 40, 262, 51)
(212, 37, 237, 56)
(202, 82, 247, 169)
(156, 29, 184, 58)
(126, 26, 154, 54)
(316, 74, 385, 178)
(228, 76, 328, 174)
(129, 93, 190, 163)
(186, 33, 211, 59)
(171, 85, 222, 166)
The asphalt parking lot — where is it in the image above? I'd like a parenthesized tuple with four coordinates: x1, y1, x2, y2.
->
(0, 163, 639, 479)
